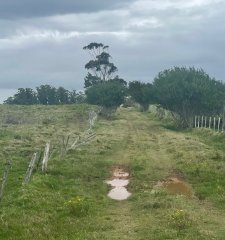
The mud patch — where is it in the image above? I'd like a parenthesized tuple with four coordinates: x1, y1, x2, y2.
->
(110, 165, 129, 179)
(155, 174, 193, 198)
(106, 166, 131, 201)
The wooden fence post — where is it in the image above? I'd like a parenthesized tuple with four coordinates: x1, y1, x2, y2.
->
(23, 153, 38, 184)
(214, 117, 216, 130)
(89, 110, 98, 130)
(0, 161, 11, 202)
(42, 142, 50, 172)
(218, 117, 221, 132)
(209, 117, 212, 129)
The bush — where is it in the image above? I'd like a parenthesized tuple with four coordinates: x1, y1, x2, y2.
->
(86, 81, 127, 117)
(153, 67, 225, 128)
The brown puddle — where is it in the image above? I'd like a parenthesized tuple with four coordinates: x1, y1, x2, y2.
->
(106, 166, 131, 201)
(155, 175, 193, 198)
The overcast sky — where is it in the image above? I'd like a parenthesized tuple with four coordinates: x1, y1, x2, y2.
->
(0, 0, 225, 102)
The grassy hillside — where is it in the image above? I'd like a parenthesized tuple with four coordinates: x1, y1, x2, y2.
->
(0, 104, 225, 239)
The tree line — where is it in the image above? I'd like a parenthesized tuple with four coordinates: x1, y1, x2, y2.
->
(82, 42, 225, 127)
(4, 42, 225, 128)
(4, 85, 85, 105)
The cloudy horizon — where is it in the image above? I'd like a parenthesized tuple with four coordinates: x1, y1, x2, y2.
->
(0, 0, 225, 102)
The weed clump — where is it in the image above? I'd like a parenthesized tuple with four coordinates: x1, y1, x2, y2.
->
(170, 209, 192, 230)
(65, 196, 90, 217)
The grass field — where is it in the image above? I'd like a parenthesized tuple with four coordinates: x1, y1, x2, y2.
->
(0, 104, 225, 239)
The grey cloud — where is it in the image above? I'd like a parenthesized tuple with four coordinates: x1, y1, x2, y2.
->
(0, 0, 225, 102)
(0, 38, 85, 90)
(0, 0, 132, 19)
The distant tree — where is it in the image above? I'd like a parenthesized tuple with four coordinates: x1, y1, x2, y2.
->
(83, 42, 118, 88)
(129, 81, 154, 111)
(69, 90, 78, 104)
(4, 88, 37, 105)
(4, 97, 14, 104)
(36, 85, 58, 105)
(57, 87, 69, 104)
(153, 67, 225, 128)
(84, 73, 101, 89)
(4, 85, 86, 105)
(68, 90, 86, 104)
(86, 81, 127, 116)
(75, 91, 86, 104)
(109, 76, 127, 87)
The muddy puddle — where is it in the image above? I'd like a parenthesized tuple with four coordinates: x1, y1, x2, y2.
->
(106, 166, 131, 201)
(155, 175, 193, 198)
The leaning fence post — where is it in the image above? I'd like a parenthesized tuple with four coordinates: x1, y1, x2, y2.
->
(0, 160, 11, 202)
(213, 117, 216, 130)
(42, 142, 50, 172)
(23, 153, 38, 184)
